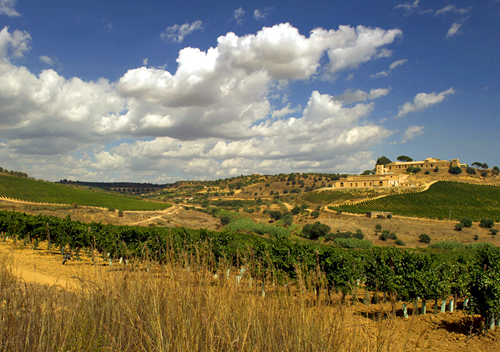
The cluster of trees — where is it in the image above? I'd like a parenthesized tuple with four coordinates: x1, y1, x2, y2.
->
(0, 167, 29, 178)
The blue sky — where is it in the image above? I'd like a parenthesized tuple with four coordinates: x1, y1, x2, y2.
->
(0, 0, 498, 182)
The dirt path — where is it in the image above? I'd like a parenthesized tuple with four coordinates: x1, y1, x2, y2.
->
(129, 204, 183, 226)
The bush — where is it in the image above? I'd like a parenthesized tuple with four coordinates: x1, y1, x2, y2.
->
(480, 218, 495, 228)
(310, 210, 320, 218)
(418, 234, 431, 243)
(302, 222, 330, 240)
(118, 209, 124, 217)
(220, 216, 231, 225)
(448, 166, 462, 175)
(455, 223, 464, 231)
(424, 171, 430, 175)
(353, 229, 364, 240)
(389, 232, 398, 240)
(395, 239, 405, 246)
(379, 230, 390, 241)
(490, 229, 498, 236)
(473, 234, 479, 241)
(481, 172, 488, 178)
(434, 167, 439, 172)
(387, 213, 392, 219)
(461, 218, 473, 227)
(377, 214, 386, 219)
(375, 224, 382, 233)
(466, 167, 476, 175)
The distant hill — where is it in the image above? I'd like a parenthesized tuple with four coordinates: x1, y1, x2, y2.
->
(0, 175, 171, 211)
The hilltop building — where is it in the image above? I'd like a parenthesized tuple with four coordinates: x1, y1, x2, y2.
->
(329, 157, 465, 189)
(376, 158, 466, 175)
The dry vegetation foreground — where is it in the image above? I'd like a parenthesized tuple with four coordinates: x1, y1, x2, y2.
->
(1, 240, 500, 351)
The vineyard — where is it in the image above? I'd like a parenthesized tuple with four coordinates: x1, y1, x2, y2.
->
(330, 181, 500, 221)
(0, 175, 171, 210)
(1, 209, 500, 328)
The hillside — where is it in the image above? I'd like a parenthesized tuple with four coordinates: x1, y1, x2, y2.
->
(0, 174, 171, 211)
(330, 181, 500, 221)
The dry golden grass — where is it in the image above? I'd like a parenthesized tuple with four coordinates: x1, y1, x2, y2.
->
(0, 250, 412, 352)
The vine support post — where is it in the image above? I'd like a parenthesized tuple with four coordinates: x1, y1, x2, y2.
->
(440, 299, 446, 313)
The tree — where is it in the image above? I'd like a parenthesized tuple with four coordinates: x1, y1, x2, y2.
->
(492, 166, 499, 176)
(480, 219, 495, 228)
(375, 224, 382, 233)
(220, 216, 231, 225)
(361, 170, 373, 175)
(376, 156, 392, 166)
(466, 167, 476, 175)
(418, 234, 431, 243)
(448, 166, 462, 175)
(461, 218, 473, 228)
(397, 155, 413, 162)
(302, 222, 330, 240)
(310, 210, 320, 218)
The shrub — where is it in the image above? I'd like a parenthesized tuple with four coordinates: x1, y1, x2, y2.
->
(377, 214, 386, 219)
(473, 234, 479, 241)
(118, 209, 124, 217)
(481, 172, 488, 178)
(389, 232, 398, 240)
(395, 239, 405, 246)
(418, 234, 431, 243)
(302, 222, 330, 240)
(455, 223, 464, 231)
(466, 167, 476, 175)
(375, 224, 382, 233)
(490, 229, 498, 236)
(310, 210, 320, 218)
(480, 218, 495, 228)
(353, 229, 364, 240)
(448, 166, 462, 175)
(424, 171, 430, 175)
(379, 230, 390, 241)
(461, 218, 473, 227)
(220, 216, 231, 225)
(387, 213, 392, 219)
(434, 167, 439, 172)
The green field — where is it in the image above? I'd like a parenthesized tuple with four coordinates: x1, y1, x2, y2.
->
(330, 181, 500, 221)
(0, 175, 171, 211)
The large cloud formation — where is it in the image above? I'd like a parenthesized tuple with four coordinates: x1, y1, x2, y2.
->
(0, 23, 401, 181)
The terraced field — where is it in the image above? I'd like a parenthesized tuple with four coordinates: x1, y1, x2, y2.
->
(330, 181, 500, 221)
(0, 175, 171, 210)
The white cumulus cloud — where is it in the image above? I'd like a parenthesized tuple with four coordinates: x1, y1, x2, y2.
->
(396, 88, 455, 118)
(0, 26, 31, 58)
(254, 8, 273, 20)
(0, 0, 19, 17)
(160, 20, 203, 43)
(234, 7, 245, 25)
(331, 88, 390, 105)
(447, 18, 467, 38)
(435, 5, 471, 16)
(401, 125, 425, 143)
(0, 23, 402, 181)
(39, 55, 55, 65)
(389, 59, 407, 70)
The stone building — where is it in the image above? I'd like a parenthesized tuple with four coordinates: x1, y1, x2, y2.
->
(330, 173, 408, 188)
(376, 158, 467, 175)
